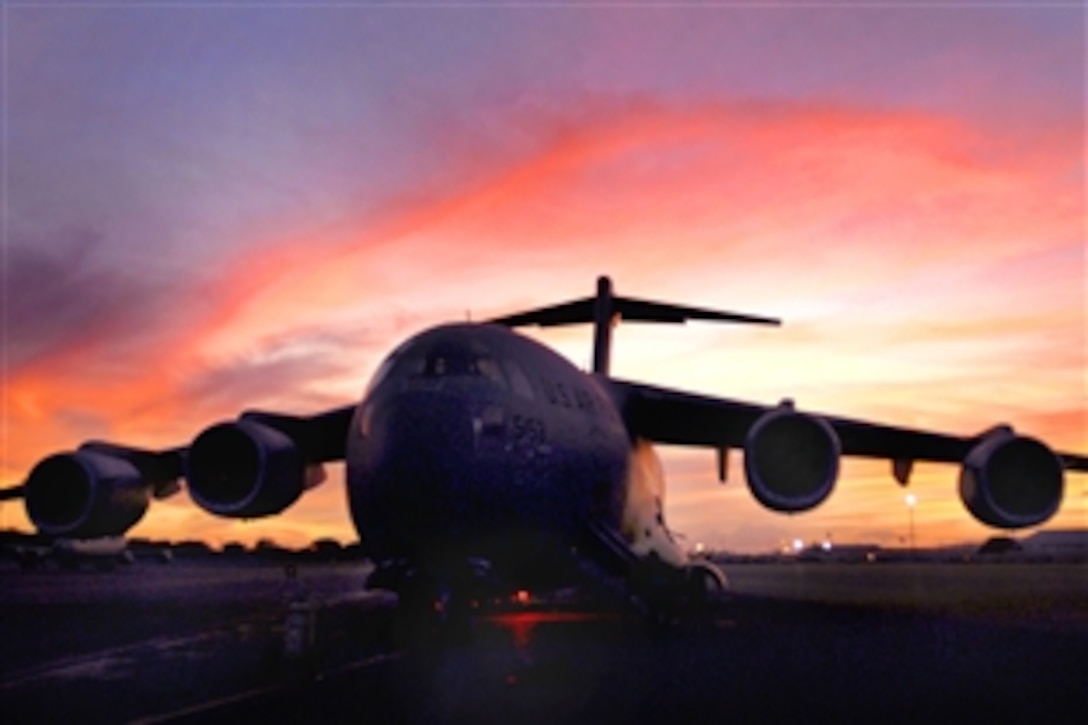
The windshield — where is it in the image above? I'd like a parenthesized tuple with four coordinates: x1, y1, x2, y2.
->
(366, 334, 508, 394)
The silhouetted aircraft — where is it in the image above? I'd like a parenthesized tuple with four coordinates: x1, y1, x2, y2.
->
(3, 277, 1086, 619)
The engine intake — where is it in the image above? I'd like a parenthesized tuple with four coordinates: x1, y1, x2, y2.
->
(186, 419, 306, 518)
(744, 405, 841, 512)
(25, 449, 149, 538)
(960, 428, 1063, 529)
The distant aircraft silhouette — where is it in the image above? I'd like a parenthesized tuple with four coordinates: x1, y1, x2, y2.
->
(4, 277, 1085, 618)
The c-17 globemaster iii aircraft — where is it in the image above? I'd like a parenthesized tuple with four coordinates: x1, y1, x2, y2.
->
(3, 277, 1086, 619)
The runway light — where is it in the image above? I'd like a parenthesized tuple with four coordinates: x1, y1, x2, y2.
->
(905, 493, 918, 553)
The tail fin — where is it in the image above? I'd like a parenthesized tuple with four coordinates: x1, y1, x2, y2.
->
(488, 276, 780, 375)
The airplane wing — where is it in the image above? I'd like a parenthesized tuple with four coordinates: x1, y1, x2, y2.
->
(13, 404, 357, 540)
(603, 377, 1085, 528)
(0, 485, 26, 501)
(606, 377, 1088, 469)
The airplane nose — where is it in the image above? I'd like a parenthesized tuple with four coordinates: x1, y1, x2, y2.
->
(368, 391, 474, 487)
(357, 391, 478, 539)
(352, 388, 587, 556)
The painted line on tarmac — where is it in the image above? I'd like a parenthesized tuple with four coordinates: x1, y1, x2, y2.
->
(0, 628, 237, 690)
(128, 651, 402, 725)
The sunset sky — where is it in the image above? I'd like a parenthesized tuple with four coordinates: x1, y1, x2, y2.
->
(2, 3, 1084, 552)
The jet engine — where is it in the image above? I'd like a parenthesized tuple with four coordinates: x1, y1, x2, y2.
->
(744, 403, 841, 512)
(24, 448, 150, 538)
(959, 427, 1064, 529)
(186, 418, 308, 518)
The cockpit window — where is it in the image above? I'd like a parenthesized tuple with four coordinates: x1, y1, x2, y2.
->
(502, 359, 535, 399)
(422, 341, 507, 387)
(475, 357, 506, 387)
(424, 343, 473, 376)
(366, 334, 511, 392)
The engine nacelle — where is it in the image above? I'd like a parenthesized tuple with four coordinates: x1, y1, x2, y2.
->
(186, 419, 306, 518)
(744, 404, 841, 512)
(25, 449, 150, 538)
(960, 428, 1064, 529)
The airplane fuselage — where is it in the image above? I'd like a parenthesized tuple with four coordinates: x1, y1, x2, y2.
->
(345, 323, 632, 575)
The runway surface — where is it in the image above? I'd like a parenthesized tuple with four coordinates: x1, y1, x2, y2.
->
(2, 558, 1086, 723)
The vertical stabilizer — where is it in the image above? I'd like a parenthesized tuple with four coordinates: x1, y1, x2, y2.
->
(592, 276, 616, 375)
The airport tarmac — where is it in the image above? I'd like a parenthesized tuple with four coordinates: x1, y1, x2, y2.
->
(1, 558, 1085, 723)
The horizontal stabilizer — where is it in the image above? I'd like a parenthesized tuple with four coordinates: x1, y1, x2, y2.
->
(489, 298, 597, 328)
(488, 276, 780, 375)
(489, 295, 780, 328)
(615, 296, 780, 326)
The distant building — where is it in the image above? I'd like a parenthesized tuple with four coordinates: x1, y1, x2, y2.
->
(172, 540, 213, 558)
(796, 543, 881, 563)
(975, 529, 1087, 562)
(977, 536, 1022, 556)
(1019, 529, 1088, 558)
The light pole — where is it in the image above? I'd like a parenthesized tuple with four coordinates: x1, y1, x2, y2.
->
(905, 493, 917, 557)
